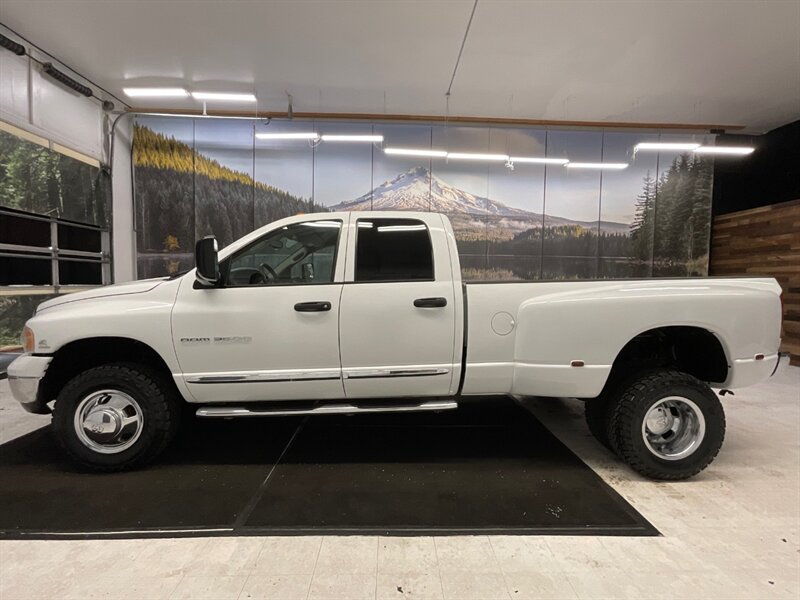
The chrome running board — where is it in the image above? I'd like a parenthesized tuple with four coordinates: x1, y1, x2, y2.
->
(196, 400, 458, 418)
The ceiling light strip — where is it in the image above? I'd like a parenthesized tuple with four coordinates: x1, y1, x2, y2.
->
(192, 92, 257, 102)
(509, 156, 569, 165)
(447, 152, 509, 161)
(384, 148, 448, 157)
(693, 146, 754, 155)
(320, 134, 384, 142)
(256, 132, 320, 140)
(123, 87, 189, 98)
(567, 162, 629, 170)
(635, 142, 700, 151)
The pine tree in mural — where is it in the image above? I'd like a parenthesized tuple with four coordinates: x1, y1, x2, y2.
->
(689, 157, 713, 267)
(628, 154, 713, 276)
(630, 172, 656, 262)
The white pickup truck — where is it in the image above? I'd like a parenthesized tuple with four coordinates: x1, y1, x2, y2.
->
(8, 212, 785, 479)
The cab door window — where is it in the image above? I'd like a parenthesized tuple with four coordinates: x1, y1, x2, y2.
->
(224, 220, 342, 286)
(355, 218, 434, 282)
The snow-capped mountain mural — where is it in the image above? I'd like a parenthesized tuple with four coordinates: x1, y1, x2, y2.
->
(332, 166, 528, 217)
(132, 118, 713, 281)
(331, 166, 629, 235)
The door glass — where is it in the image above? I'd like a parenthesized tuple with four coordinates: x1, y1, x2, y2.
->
(355, 218, 434, 282)
(225, 220, 342, 286)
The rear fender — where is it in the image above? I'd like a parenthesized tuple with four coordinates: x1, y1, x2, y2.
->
(511, 280, 781, 396)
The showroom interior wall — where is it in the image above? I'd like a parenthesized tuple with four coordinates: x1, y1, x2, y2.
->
(133, 116, 718, 282)
(709, 119, 800, 365)
(0, 28, 131, 345)
(712, 120, 800, 216)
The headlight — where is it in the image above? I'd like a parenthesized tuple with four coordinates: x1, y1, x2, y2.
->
(21, 326, 35, 353)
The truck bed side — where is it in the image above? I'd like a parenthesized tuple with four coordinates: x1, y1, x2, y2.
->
(462, 278, 783, 398)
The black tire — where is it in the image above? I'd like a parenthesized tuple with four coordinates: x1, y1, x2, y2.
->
(586, 372, 641, 454)
(607, 369, 725, 480)
(52, 363, 181, 471)
(584, 396, 613, 450)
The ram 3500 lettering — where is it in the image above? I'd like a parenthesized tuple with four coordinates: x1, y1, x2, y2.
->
(8, 212, 785, 479)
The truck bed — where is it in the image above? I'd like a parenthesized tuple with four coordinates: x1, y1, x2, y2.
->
(460, 277, 783, 398)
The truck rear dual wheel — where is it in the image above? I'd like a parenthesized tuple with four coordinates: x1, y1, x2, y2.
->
(584, 395, 613, 450)
(52, 363, 181, 471)
(588, 369, 726, 480)
(583, 372, 639, 452)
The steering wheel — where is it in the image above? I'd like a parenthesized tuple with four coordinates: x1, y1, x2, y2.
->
(258, 263, 278, 284)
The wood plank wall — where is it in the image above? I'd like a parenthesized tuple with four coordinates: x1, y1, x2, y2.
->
(710, 198, 800, 366)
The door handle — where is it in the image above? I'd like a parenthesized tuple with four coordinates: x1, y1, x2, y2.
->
(413, 297, 447, 308)
(294, 301, 332, 312)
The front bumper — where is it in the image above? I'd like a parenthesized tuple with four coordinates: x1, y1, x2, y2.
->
(7, 354, 53, 414)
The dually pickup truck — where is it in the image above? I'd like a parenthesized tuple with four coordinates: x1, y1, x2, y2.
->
(9, 212, 785, 479)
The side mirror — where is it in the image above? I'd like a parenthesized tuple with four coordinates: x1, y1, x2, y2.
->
(195, 236, 219, 287)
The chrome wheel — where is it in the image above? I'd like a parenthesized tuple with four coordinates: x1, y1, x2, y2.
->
(641, 396, 705, 461)
(73, 389, 144, 454)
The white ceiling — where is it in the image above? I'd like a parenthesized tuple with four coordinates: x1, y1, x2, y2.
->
(1, 0, 799, 133)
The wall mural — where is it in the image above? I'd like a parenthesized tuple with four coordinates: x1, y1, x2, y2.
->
(133, 117, 714, 281)
(0, 129, 110, 227)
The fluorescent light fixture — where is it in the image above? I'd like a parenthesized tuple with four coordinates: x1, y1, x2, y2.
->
(509, 156, 569, 165)
(123, 87, 189, 98)
(192, 91, 257, 102)
(567, 162, 629, 170)
(384, 147, 448, 158)
(357, 221, 374, 228)
(447, 152, 509, 161)
(635, 142, 700, 151)
(694, 146, 754, 155)
(320, 134, 384, 142)
(255, 132, 319, 140)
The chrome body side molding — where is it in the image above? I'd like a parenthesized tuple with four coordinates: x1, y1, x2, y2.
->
(186, 370, 340, 384)
(187, 367, 450, 384)
(343, 368, 449, 379)
(196, 399, 458, 418)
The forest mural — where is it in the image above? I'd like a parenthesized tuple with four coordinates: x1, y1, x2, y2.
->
(0, 130, 109, 227)
(132, 118, 714, 280)
(630, 157, 714, 276)
(134, 124, 326, 277)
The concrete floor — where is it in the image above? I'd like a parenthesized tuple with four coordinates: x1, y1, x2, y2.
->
(0, 367, 798, 600)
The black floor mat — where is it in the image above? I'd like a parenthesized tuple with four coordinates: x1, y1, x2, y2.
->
(0, 397, 657, 538)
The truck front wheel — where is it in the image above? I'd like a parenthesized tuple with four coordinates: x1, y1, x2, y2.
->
(52, 363, 180, 471)
(607, 369, 725, 480)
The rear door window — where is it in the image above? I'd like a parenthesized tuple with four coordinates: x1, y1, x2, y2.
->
(355, 218, 434, 282)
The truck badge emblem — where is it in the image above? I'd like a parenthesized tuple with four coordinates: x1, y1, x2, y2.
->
(180, 337, 211, 345)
